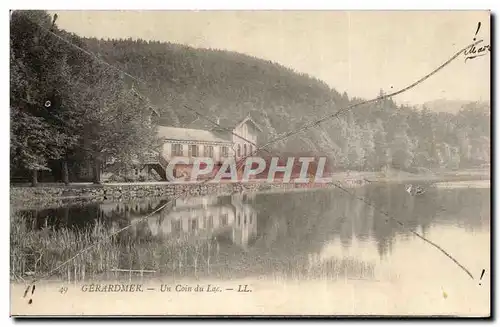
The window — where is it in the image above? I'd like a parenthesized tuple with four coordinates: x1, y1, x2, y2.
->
(221, 213, 228, 226)
(204, 145, 214, 158)
(207, 215, 213, 229)
(171, 143, 183, 156)
(191, 219, 197, 231)
(221, 146, 229, 157)
(172, 220, 182, 233)
(188, 144, 199, 157)
(237, 144, 241, 157)
(244, 144, 247, 156)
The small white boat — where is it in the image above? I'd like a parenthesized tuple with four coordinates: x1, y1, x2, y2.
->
(405, 184, 425, 196)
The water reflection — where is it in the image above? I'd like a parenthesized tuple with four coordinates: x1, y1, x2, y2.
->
(104, 194, 258, 250)
(16, 184, 490, 280)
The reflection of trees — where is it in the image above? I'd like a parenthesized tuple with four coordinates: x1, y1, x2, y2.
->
(256, 190, 342, 254)
(255, 185, 489, 258)
(18, 204, 103, 230)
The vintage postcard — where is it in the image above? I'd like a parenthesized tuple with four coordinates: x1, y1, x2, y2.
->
(9, 10, 491, 317)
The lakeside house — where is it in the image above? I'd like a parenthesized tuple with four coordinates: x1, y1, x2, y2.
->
(10, 113, 264, 184)
(119, 115, 264, 182)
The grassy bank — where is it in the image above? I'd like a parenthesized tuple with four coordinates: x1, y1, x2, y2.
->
(10, 213, 215, 282)
(10, 212, 375, 283)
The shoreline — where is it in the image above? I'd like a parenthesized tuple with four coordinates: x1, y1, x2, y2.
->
(10, 170, 490, 210)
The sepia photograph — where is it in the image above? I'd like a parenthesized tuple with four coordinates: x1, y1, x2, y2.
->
(9, 9, 491, 317)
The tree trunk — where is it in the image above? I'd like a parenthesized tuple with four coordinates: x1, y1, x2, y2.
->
(92, 160, 101, 184)
(31, 170, 38, 187)
(62, 160, 69, 185)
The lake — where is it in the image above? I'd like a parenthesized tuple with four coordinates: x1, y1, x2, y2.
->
(11, 181, 491, 315)
(14, 181, 490, 281)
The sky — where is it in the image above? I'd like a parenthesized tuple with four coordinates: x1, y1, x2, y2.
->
(51, 10, 490, 105)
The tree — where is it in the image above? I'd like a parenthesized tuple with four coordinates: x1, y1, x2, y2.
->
(387, 114, 414, 170)
(361, 122, 377, 171)
(67, 62, 160, 183)
(10, 11, 77, 185)
(10, 10, 161, 184)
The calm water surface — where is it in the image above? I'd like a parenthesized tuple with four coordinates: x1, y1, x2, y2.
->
(18, 183, 490, 282)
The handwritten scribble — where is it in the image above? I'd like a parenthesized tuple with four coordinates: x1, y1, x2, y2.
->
(465, 22, 490, 62)
(464, 40, 490, 62)
(23, 285, 30, 298)
(23, 284, 35, 305)
(479, 269, 486, 285)
(473, 22, 481, 41)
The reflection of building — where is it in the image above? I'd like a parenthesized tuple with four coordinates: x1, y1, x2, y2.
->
(151, 194, 258, 249)
(100, 199, 167, 222)
(101, 194, 258, 249)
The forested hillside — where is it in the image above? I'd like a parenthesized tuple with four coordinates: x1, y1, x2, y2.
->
(83, 36, 492, 171)
(10, 10, 490, 183)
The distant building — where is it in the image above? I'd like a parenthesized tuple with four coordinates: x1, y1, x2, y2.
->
(134, 115, 263, 181)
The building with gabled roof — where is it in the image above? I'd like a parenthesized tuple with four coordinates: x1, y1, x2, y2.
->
(128, 115, 263, 181)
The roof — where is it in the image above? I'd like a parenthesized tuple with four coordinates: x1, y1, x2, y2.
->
(157, 126, 232, 143)
(234, 116, 263, 132)
(186, 115, 263, 133)
(186, 117, 217, 130)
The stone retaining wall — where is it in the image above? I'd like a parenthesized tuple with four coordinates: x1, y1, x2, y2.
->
(10, 182, 339, 209)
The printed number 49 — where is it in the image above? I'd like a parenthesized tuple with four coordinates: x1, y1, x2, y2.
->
(59, 286, 68, 294)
